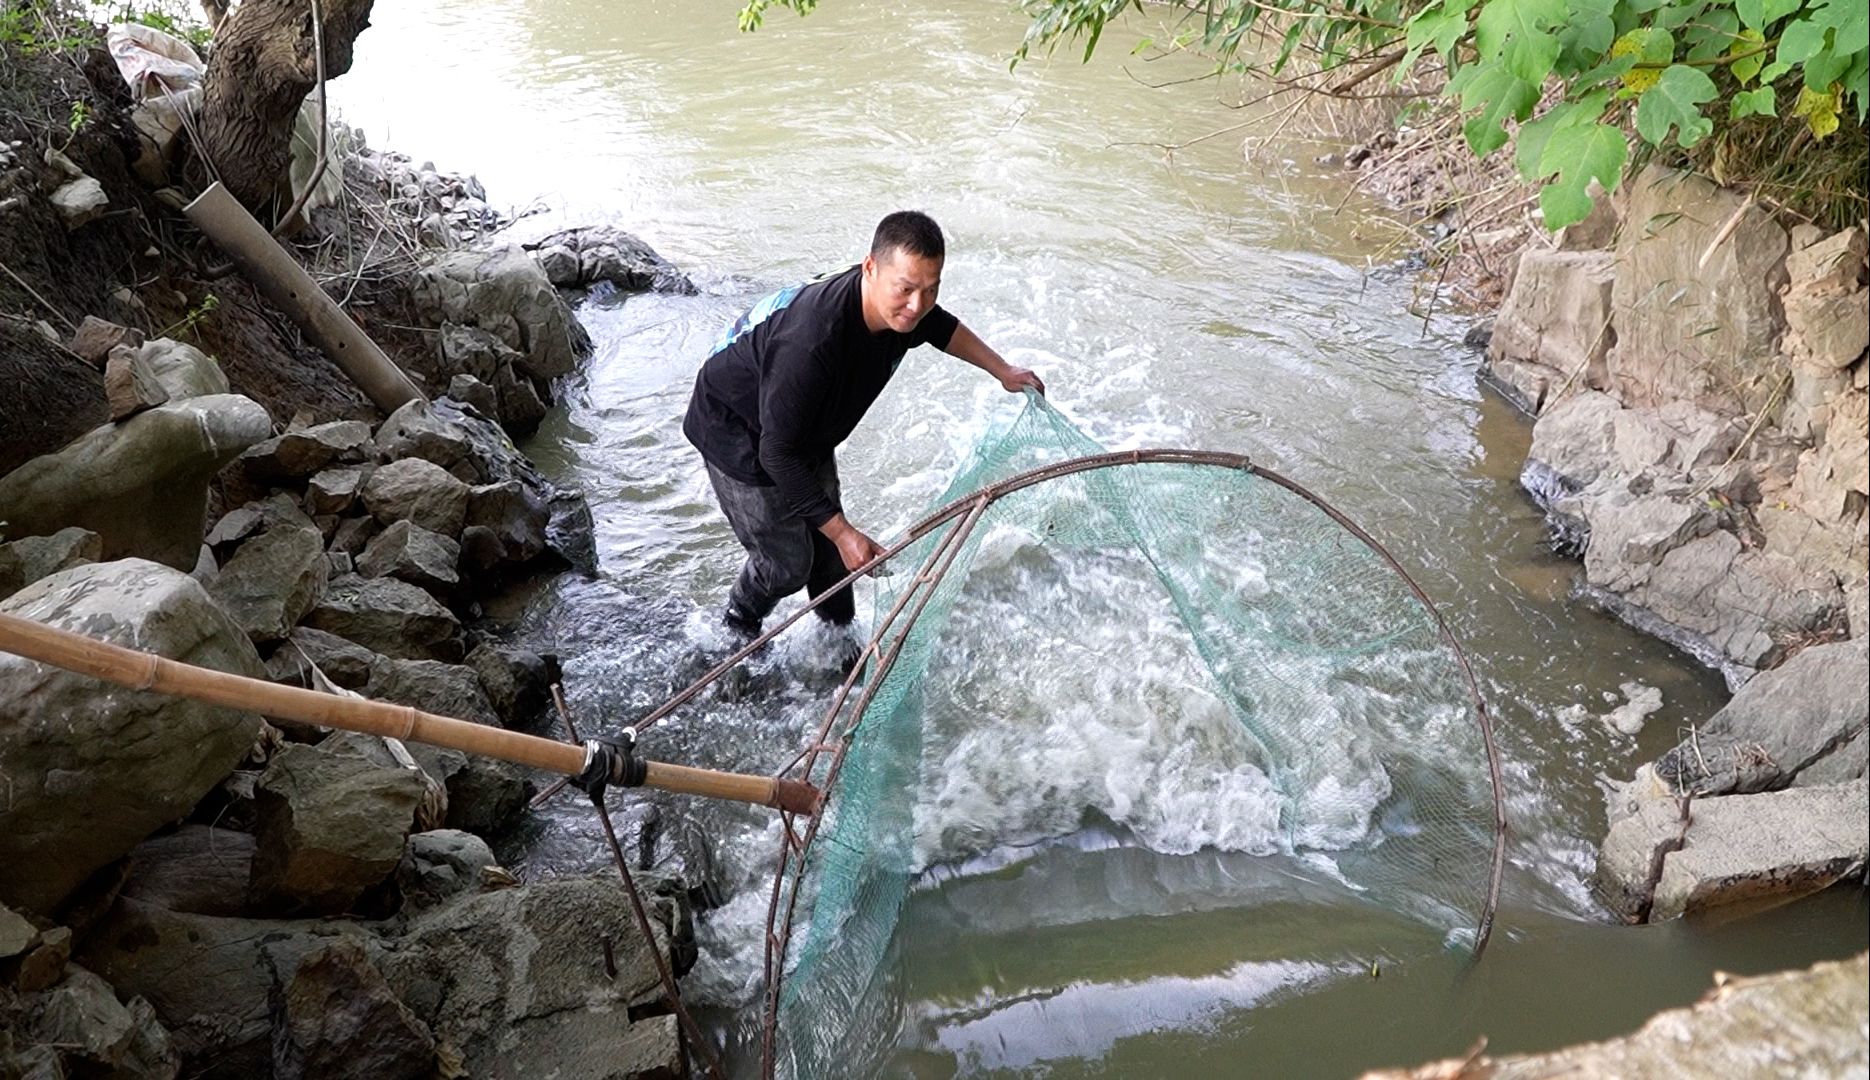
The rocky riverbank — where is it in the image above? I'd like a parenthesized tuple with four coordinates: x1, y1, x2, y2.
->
(1476, 164, 1868, 922)
(2, 23, 696, 1078)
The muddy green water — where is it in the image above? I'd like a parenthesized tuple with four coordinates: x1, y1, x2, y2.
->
(332, 1, 1867, 1075)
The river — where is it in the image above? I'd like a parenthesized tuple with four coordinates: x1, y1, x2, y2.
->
(331, 1, 1869, 1075)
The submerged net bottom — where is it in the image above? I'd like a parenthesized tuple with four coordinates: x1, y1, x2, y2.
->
(768, 396, 1499, 1075)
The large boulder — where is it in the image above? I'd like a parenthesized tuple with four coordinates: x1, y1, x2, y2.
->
(206, 524, 329, 644)
(0, 560, 264, 913)
(364, 657, 500, 728)
(1652, 636, 1870, 796)
(524, 225, 697, 295)
(1485, 249, 1616, 413)
(248, 740, 427, 916)
(264, 626, 381, 691)
(15, 964, 179, 1079)
(134, 337, 229, 400)
(378, 876, 687, 1080)
(1524, 389, 1622, 489)
(374, 399, 477, 480)
(0, 395, 272, 570)
(1649, 778, 1868, 921)
(395, 829, 499, 910)
(78, 899, 374, 1076)
(1609, 165, 1788, 415)
(411, 245, 590, 385)
(120, 825, 255, 917)
(462, 479, 550, 570)
(303, 575, 463, 662)
(466, 644, 553, 731)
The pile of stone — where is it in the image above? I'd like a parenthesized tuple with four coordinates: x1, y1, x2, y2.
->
(1482, 165, 1868, 925)
(524, 225, 697, 295)
(1486, 165, 1868, 687)
(350, 142, 503, 250)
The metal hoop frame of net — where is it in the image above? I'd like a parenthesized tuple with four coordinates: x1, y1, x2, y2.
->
(730, 400, 1509, 1078)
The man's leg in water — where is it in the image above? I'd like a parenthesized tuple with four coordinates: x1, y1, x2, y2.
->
(706, 463, 813, 635)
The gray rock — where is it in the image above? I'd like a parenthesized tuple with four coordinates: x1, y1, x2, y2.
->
(445, 373, 499, 418)
(249, 741, 426, 916)
(0, 560, 263, 913)
(78, 898, 374, 1073)
(1784, 286, 1870, 371)
(1793, 726, 1867, 787)
(331, 718, 523, 841)
(1525, 390, 1621, 488)
(1649, 779, 1868, 920)
(1654, 636, 1870, 795)
(15, 925, 71, 992)
(135, 337, 228, 400)
(374, 399, 477, 479)
(357, 520, 460, 595)
(0, 395, 272, 570)
(273, 939, 434, 1080)
(492, 363, 548, 435)
(1593, 767, 1688, 921)
(464, 479, 550, 567)
(361, 458, 469, 537)
(412, 245, 590, 384)
(303, 575, 463, 662)
(379, 877, 686, 1080)
(528, 225, 696, 295)
(1, 902, 37, 959)
(365, 657, 499, 728)
(1611, 165, 1788, 415)
(466, 644, 553, 731)
(305, 467, 367, 516)
(1580, 487, 1715, 589)
(328, 515, 380, 558)
(0, 527, 101, 602)
(241, 420, 374, 482)
(436, 322, 519, 384)
(428, 398, 595, 571)
(207, 525, 329, 644)
(534, 244, 580, 287)
(395, 829, 498, 909)
(51, 177, 108, 229)
(66, 316, 143, 367)
(1487, 250, 1614, 396)
(1785, 226, 1866, 294)
(120, 825, 255, 917)
(24, 965, 151, 1071)
(265, 625, 382, 691)
(104, 347, 171, 421)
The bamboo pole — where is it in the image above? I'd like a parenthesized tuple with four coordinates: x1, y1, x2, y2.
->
(0, 612, 818, 816)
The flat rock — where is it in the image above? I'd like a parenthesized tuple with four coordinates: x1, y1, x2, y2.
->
(1649, 778, 1868, 921)
(303, 574, 463, 662)
(66, 316, 143, 367)
(1525, 389, 1621, 489)
(241, 420, 374, 482)
(1487, 249, 1614, 395)
(265, 625, 383, 691)
(0, 560, 263, 913)
(120, 825, 255, 917)
(305, 467, 367, 516)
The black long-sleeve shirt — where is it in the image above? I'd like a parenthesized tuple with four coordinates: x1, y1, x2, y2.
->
(682, 264, 958, 527)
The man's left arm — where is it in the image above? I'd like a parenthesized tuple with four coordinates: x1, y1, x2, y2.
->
(941, 321, 1045, 395)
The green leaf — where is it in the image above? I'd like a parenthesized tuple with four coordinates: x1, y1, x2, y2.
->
(1731, 29, 1768, 83)
(1404, 0, 1474, 67)
(1475, 0, 1566, 82)
(1457, 63, 1542, 155)
(1807, 44, 1851, 88)
(1757, 59, 1792, 82)
(1831, 3, 1867, 55)
(1762, 0, 1805, 23)
(1516, 91, 1611, 178)
(1777, 15, 1831, 65)
(1634, 63, 1718, 146)
(1736, 0, 1763, 30)
(1537, 122, 1627, 229)
(1729, 85, 1778, 116)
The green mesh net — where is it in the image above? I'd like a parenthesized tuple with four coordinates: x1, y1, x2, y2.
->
(762, 394, 1503, 1076)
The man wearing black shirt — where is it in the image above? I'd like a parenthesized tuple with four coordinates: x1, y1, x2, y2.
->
(683, 211, 1044, 640)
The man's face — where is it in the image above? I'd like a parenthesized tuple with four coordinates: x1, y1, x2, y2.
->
(864, 248, 942, 333)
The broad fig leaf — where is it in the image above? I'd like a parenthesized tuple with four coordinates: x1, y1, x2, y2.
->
(1634, 63, 1718, 146)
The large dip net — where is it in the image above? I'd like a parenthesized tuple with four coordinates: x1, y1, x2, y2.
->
(729, 394, 1506, 1077)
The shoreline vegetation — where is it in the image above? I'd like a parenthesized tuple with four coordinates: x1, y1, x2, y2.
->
(2, 0, 1865, 1076)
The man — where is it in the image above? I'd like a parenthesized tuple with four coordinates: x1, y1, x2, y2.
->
(683, 210, 1044, 645)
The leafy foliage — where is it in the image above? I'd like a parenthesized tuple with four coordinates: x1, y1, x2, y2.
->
(742, 0, 1866, 231)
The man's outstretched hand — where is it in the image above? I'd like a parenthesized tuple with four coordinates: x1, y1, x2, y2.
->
(999, 367, 1045, 395)
(821, 514, 887, 573)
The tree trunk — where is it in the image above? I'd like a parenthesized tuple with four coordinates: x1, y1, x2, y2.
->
(197, 0, 374, 213)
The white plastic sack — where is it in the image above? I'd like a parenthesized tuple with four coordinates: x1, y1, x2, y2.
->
(106, 23, 205, 101)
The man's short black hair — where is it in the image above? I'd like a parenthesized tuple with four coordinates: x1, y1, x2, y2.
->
(870, 210, 945, 262)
